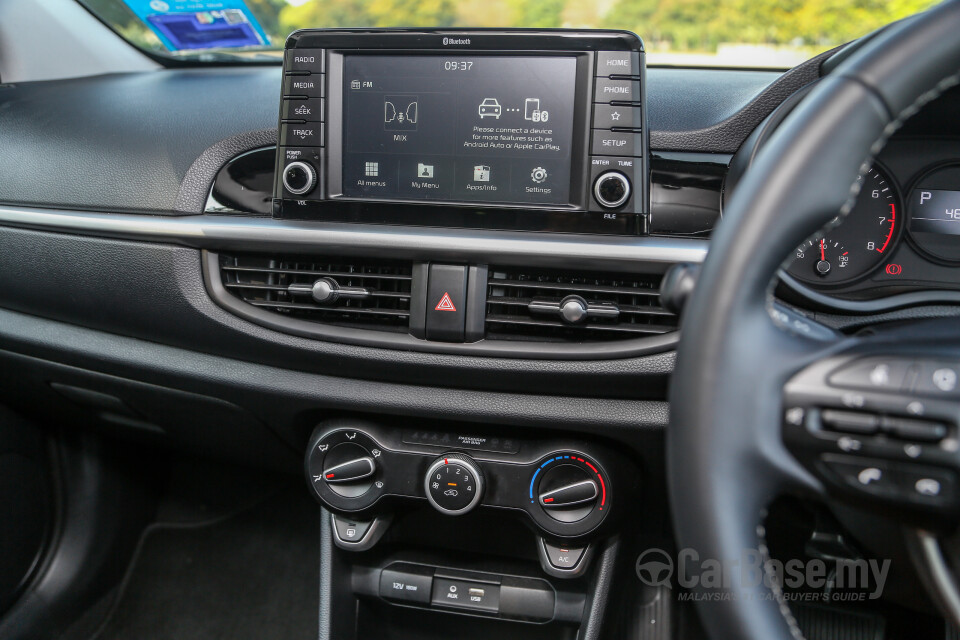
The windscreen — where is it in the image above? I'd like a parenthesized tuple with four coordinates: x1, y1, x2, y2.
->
(80, 0, 937, 69)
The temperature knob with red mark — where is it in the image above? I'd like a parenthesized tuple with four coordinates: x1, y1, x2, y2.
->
(530, 453, 608, 524)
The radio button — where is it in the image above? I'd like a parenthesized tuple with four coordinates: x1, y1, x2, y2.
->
(594, 77, 640, 103)
(593, 104, 641, 131)
(591, 131, 642, 157)
(285, 49, 325, 74)
(281, 123, 324, 147)
(282, 98, 324, 122)
(283, 74, 324, 98)
(596, 51, 640, 77)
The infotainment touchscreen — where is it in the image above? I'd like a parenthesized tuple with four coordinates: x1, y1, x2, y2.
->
(340, 55, 577, 207)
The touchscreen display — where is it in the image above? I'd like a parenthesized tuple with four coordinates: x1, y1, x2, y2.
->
(341, 55, 577, 207)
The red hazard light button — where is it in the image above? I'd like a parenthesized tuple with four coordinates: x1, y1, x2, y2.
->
(426, 265, 467, 342)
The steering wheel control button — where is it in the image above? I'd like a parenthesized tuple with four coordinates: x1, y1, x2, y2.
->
(380, 566, 434, 604)
(595, 51, 640, 77)
(282, 161, 318, 196)
(431, 577, 500, 613)
(593, 105, 642, 131)
(828, 358, 911, 392)
(424, 454, 484, 515)
(881, 416, 948, 442)
(424, 264, 467, 342)
(333, 515, 373, 544)
(593, 172, 631, 209)
(820, 409, 880, 435)
(818, 456, 896, 498)
(915, 362, 960, 397)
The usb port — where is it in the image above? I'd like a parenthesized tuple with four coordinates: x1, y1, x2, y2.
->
(468, 588, 485, 598)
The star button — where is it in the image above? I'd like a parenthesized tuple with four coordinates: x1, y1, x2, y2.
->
(610, 111, 621, 121)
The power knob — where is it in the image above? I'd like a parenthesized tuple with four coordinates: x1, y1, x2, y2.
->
(282, 161, 317, 195)
(424, 454, 484, 515)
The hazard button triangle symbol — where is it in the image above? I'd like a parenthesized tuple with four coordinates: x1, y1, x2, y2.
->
(434, 292, 457, 312)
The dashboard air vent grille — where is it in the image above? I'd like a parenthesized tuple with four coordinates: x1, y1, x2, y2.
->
(486, 267, 677, 341)
(219, 254, 412, 332)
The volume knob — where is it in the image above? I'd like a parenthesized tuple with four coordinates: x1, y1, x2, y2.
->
(424, 454, 484, 515)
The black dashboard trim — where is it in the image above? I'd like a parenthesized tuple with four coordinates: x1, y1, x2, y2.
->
(779, 271, 960, 314)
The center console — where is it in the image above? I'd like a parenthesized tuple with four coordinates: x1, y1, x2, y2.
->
(275, 29, 648, 235)
(303, 418, 639, 637)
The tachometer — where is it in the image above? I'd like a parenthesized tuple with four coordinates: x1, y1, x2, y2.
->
(787, 165, 901, 285)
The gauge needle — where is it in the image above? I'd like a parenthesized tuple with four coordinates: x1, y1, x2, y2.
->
(820, 239, 826, 261)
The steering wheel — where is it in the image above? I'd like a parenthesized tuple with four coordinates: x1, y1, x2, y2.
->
(668, 2, 960, 638)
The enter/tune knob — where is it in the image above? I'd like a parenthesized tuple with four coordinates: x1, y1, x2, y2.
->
(424, 454, 485, 515)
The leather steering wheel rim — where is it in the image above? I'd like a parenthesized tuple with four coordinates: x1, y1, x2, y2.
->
(668, 3, 960, 639)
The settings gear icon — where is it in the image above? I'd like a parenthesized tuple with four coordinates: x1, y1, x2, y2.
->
(530, 167, 548, 184)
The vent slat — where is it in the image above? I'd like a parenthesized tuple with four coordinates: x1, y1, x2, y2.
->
(489, 279, 660, 296)
(221, 265, 413, 281)
(486, 315, 674, 335)
(486, 266, 678, 342)
(248, 301, 410, 317)
(486, 295, 674, 317)
(223, 282, 410, 299)
(219, 253, 412, 332)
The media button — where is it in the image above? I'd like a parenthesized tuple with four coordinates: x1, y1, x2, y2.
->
(593, 105, 641, 131)
(282, 98, 324, 122)
(596, 51, 640, 77)
(283, 74, 324, 98)
(594, 77, 640, 104)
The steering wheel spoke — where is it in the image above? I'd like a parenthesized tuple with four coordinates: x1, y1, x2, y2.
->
(782, 343, 960, 527)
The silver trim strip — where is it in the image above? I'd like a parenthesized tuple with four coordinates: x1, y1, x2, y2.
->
(0, 204, 708, 271)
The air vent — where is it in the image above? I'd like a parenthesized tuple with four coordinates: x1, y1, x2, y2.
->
(218, 254, 412, 332)
(485, 267, 677, 341)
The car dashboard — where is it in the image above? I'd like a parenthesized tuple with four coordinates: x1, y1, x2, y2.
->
(0, 24, 958, 640)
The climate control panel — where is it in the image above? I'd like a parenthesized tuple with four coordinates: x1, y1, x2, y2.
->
(304, 420, 635, 540)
